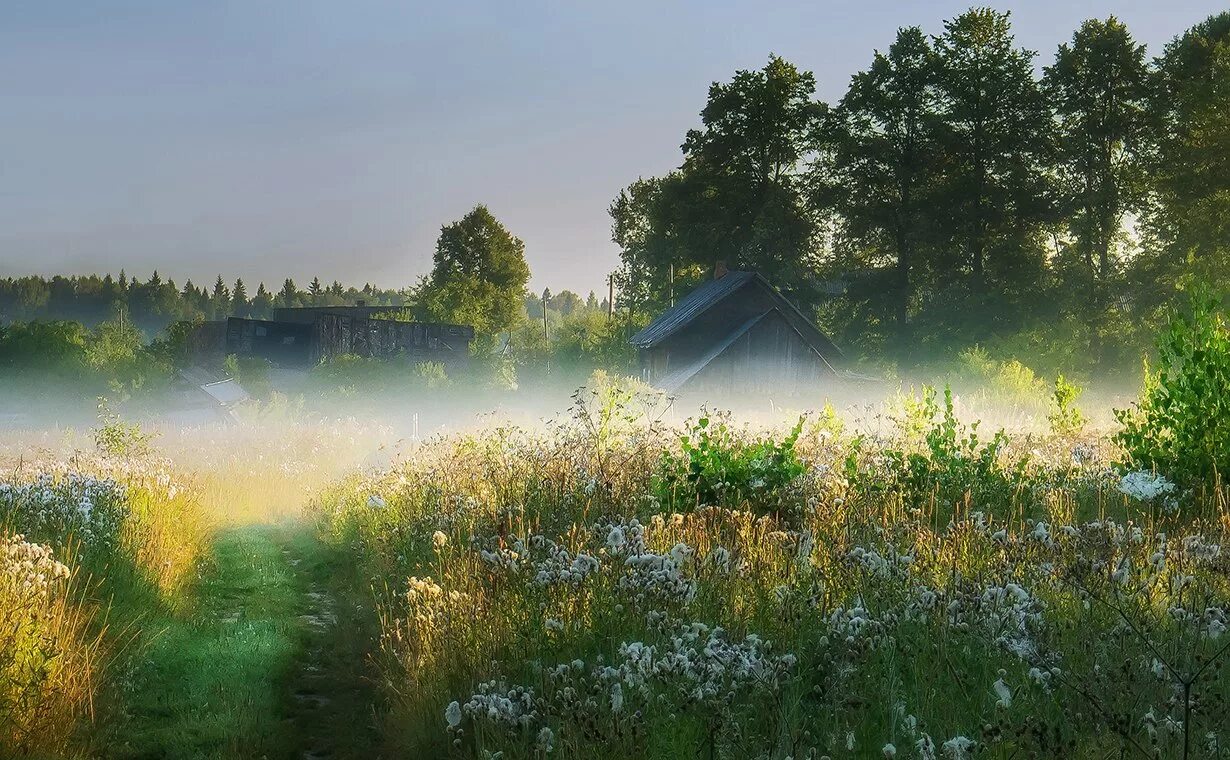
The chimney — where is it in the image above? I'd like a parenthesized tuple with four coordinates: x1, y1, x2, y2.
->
(714, 260, 729, 280)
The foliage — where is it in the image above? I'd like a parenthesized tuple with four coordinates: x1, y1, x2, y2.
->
(656, 411, 806, 517)
(310, 400, 1230, 759)
(610, 56, 820, 314)
(1047, 374, 1088, 437)
(92, 398, 155, 459)
(1114, 292, 1230, 485)
(415, 205, 531, 336)
(1149, 12, 1230, 295)
(1044, 17, 1152, 365)
(869, 386, 1019, 510)
(952, 346, 1049, 413)
(414, 361, 451, 390)
(224, 353, 274, 398)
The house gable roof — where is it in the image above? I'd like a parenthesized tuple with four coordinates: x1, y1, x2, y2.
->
(629, 271, 843, 363)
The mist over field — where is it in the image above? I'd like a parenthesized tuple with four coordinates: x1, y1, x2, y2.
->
(3, 3, 1230, 759)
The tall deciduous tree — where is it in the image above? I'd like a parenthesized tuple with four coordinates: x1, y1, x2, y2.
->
(1149, 12, 1230, 291)
(1044, 17, 1152, 361)
(819, 26, 939, 356)
(932, 8, 1054, 333)
(610, 56, 823, 311)
(419, 205, 530, 336)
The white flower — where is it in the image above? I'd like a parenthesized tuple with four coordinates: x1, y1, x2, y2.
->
(1118, 471, 1177, 502)
(367, 494, 387, 509)
(606, 526, 627, 553)
(993, 678, 1012, 708)
(444, 700, 462, 729)
(536, 726, 555, 753)
(942, 736, 975, 759)
(432, 531, 448, 549)
(883, 743, 897, 758)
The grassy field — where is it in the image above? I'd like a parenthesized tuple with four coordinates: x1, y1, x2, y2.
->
(308, 382, 1230, 759)
(1, 373, 1228, 758)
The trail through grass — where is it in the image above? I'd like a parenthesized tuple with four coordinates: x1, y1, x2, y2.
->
(104, 522, 380, 759)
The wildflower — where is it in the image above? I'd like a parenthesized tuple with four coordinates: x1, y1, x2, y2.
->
(993, 678, 1012, 708)
(883, 743, 897, 758)
(367, 494, 387, 509)
(941, 736, 975, 759)
(432, 531, 448, 549)
(536, 726, 555, 753)
(1118, 471, 1176, 502)
(444, 700, 462, 729)
(606, 526, 627, 553)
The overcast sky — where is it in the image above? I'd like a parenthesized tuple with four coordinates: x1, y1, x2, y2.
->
(0, 1, 1222, 295)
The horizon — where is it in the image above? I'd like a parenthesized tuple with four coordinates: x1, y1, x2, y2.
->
(1, 0, 1224, 295)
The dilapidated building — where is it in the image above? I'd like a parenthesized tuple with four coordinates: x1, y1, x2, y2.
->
(197, 305, 473, 369)
(630, 270, 843, 395)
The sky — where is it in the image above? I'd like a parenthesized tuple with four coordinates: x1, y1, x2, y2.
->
(0, 1, 1223, 296)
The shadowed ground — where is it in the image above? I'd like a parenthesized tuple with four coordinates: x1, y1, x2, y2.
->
(101, 523, 381, 759)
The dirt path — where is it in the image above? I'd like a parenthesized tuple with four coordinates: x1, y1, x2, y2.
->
(106, 523, 381, 759)
(277, 526, 382, 760)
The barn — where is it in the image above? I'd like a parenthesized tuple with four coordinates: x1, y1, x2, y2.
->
(630, 269, 843, 395)
(211, 305, 473, 369)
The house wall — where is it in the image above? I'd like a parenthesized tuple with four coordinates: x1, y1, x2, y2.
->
(685, 311, 831, 395)
(224, 317, 314, 367)
(312, 314, 473, 367)
(641, 279, 785, 380)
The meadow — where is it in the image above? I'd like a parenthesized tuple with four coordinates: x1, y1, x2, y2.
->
(1, 307, 1228, 759)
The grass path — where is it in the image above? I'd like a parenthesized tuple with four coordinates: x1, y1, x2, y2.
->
(103, 523, 381, 759)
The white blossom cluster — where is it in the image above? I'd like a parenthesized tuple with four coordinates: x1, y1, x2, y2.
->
(1118, 470, 1179, 509)
(532, 539, 601, 587)
(619, 542, 698, 606)
(1, 533, 71, 598)
(0, 471, 129, 546)
(611, 622, 794, 703)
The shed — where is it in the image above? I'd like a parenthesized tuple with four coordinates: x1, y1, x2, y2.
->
(630, 270, 843, 395)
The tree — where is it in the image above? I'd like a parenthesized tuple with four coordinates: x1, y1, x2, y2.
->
(819, 26, 940, 357)
(278, 279, 299, 309)
(610, 56, 823, 311)
(1043, 17, 1153, 364)
(231, 278, 249, 316)
(931, 8, 1054, 335)
(308, 277, 324, 304)
(251, 282, 273, 318)
(210, 276, 230, 320)
(1148, 12, 1230, 293)
(418, 205, 531, 336)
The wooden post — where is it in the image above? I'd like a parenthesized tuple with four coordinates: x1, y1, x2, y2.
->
(542, 288, 550, 376)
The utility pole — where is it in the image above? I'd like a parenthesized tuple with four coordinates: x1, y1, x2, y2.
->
(669, 262, 675, 307)
(542, 288, 551, 376)
(607, 274, 614, 321)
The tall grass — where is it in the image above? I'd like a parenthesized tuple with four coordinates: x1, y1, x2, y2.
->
(311, 383, 1230, 758)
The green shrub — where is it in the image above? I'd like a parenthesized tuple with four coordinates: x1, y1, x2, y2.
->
(92, 399, 155, 459)
(1047, 373, 1087, 437)
(867, 386, 1019, 509)
(1114, 292, 1230, 485)
(413, 361, 450, 390)
(655, 411, 806, 516)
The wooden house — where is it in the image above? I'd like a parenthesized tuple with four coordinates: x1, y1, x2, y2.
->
(630, 270, 843, 395)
